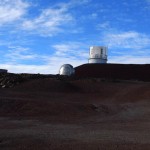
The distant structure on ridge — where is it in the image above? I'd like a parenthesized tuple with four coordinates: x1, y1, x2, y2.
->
(59, 46, 108, 76)
(0, 69, 8, 73)
(88, 46, 108, 64)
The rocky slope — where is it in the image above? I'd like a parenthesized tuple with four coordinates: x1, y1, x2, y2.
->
(1, 64, 150, 150)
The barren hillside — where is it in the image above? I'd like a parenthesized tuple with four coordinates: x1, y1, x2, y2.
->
(1, 70, 150, 149)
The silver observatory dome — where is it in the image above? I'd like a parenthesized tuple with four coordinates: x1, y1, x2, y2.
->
(59, 64, 75, 76)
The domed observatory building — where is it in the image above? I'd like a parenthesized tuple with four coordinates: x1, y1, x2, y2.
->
(88, 46, 108, 64)
(59, 64, 75, 76)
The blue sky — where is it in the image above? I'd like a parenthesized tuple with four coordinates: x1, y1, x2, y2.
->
(1, 0, 150, 74)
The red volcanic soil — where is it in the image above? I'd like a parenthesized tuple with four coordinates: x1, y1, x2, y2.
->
(1, 71, 150, 149)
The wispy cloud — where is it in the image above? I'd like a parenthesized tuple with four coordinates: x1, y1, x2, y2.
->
(2, 42, 89, 74)
(109, 55, 150, 64)
(21, 0, 91, 36)
(47, 42, 89, 71)
(52, 42, 88, 58)
(0, 63, 51, 74)
(0, 0, 90, 36)
(21, 7, 73, 36)
(0, 0, 29, 25)
(96, 29, 150, 64)
(97, 22, 112, 30)
(5, 46, 38, 63)
(102, 31, 150, 49)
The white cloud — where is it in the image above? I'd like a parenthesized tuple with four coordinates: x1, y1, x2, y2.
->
(21, 0, 92, 36)
(21, 0, 91, 36)
(5, 46, 38, 62)
(0, 63, 51, 74)
(2, 42, 89, 74)
(103, 31, 150, 49)
(1, 55, 86, 74)
(2, 55, 150, 74)
(0, 0, 29, 25)
(42, 42, 89, 73)
(109, 55, 150, 64)
(22, 6, 73, 36)
(52, 42, 88, 58)
(98, 29, 150, 64)
(97, 22, 111, 30)
(48, 56, 86, 73)
(0, 0, 91, 36)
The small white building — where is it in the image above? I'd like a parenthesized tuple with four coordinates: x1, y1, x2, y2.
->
(88, 46, 108, 64)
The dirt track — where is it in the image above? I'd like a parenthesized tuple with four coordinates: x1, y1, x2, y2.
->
(0, 76, 150, 150)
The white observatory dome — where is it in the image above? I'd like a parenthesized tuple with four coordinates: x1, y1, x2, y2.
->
(59, 64, 75, 76)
